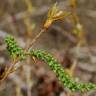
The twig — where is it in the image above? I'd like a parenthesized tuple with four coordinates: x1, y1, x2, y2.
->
(26, 28, 46, 50)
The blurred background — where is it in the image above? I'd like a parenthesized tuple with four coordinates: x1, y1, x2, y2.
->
(0, 0, 96, 96)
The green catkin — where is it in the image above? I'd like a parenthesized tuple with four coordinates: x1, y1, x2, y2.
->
(30, 50, 96, 91)
(5, 35, 96, 92)
(5, 35, 26, 60)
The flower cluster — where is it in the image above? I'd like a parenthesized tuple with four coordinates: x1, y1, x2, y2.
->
(30, 50, 96, 91)
(5, 35, 26, 60)
(5, 35, 96, 92)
